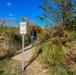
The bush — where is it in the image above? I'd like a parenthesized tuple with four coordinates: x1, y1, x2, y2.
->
(37, 42, 67, 68)
(0, 26, 31, 58)
(35, 29, 50, 45)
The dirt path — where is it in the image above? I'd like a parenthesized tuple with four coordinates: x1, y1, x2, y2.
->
(11, 45, 34, 61)
(25, 57, 48, 75)
(11, 45, 49, 75)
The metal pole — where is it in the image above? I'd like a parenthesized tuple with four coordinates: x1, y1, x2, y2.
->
(22, 34, 24, 71)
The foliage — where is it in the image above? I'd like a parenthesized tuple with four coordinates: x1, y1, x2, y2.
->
(35, 29, 50, 45)
(0, 26, 31, 58)
(41, 43, 67, 67)
(34, 24, 42, 33)
(19, 17, 26, 22)
(35, 24, 76, 75)
(39, 0, 76, 28)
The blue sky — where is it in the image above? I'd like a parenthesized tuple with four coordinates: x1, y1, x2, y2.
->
(0, 0, 45, 27)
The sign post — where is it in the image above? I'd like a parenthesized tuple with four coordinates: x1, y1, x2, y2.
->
(20, 22, 26, 71)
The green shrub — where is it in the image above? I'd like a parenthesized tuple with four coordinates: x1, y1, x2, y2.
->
(57, 68, 69, 75)
(35, 41, 67, 68)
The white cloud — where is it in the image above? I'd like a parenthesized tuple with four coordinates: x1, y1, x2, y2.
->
(9, 18, 16, 20)
(9, 14, 14, 16)
(6, 17, 16, 20)
(6, 2, 12, 6)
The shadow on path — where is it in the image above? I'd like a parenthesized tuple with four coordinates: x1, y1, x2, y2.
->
(0, 45, 32, 61)
(24, 49, 42, 70)
(13, 46, 33, 56)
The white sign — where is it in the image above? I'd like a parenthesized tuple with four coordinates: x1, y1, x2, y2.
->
(20, 22, 26, 71)
(20, 22, 26, 34)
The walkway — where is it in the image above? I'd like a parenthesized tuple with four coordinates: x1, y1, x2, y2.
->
(11, 45, 48, 75)
(11, 45, 34, 61)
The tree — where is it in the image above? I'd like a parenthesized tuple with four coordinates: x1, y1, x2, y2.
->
(38, 0, 76, 27)
(27, 18, 34, 26)
(19, 17, 26, 22)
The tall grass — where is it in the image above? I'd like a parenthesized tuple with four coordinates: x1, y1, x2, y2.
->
(0, 26, 31, 58)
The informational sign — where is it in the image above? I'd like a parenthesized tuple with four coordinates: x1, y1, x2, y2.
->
(20, 22, 26, 34)
(20, 22, 26, 71)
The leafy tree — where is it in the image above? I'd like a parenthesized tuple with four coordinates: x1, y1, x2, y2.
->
(19, 17, 26, 22)
(38, 0, 76, 27)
